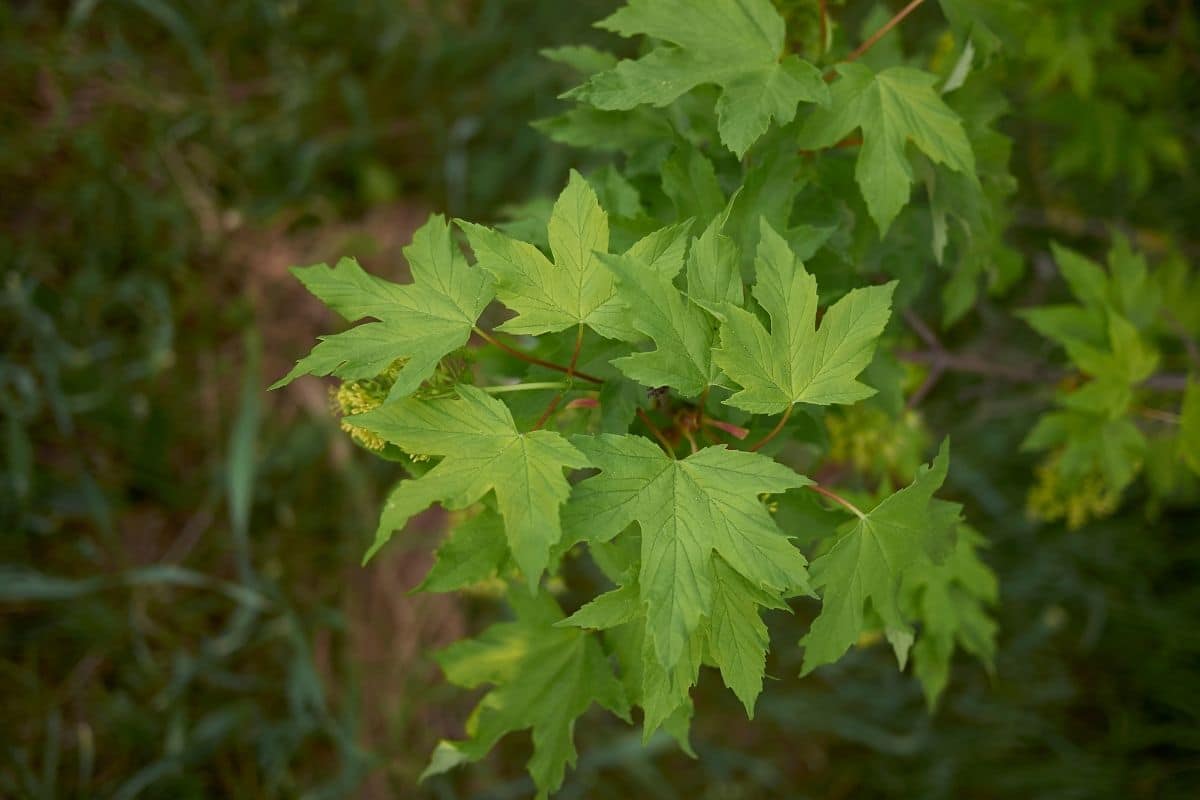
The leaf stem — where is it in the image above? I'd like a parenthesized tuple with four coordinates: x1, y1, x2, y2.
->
(807, 483, 867, 520)
(482, 381, 571, 394)
(474, 327, 602, 384)
(704, 416, 749, 440)
(1137, 406, 1181, 425)
(638, 407, 676, 458)
(844, 0, 925, 65)
(532, 325, 585, 430)
(749, 405, 793, 452)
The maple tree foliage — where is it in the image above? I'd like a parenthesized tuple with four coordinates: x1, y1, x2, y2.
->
(273, 0, 1198, 796)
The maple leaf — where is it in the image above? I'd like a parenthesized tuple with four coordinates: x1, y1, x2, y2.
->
(797, 63, 977, 234)
(567, 0, 828, 157)
(561, 556, 783, 723)
(271, 214, 493, 400)
(801, 440, 952, 674)
(459, 170, 689, 341)
(707, 555, 789, 716)
(561, 577, 702, 747)
(685, 198, 743, 313)
(903, 524, 998, 707)
(1183, 380, 1200, 477)
(714, 220, 896, 415)
(421, 588, 629, 799)
(416, 508, 510, 594)
(1022, 411, 1145, 493)
(598, 251, 718, 397)
(349, 386, 589, 587)
(1020, 242, 1160, 418)
(563, 434, 811, 673)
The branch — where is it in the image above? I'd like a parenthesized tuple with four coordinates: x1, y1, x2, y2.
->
(897, 349, 1190, 392)
(749, 405, 793, 452)
(638, 407, 676, 458)
(474, 327, 602, 384)
(899, 310, 1189, 397)
(532, 325, 584, 430)
(845, 0, 925, 65)
(807, 483, 867, 519)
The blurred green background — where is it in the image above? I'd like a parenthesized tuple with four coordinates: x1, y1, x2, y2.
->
(2, 1, 1197, 798)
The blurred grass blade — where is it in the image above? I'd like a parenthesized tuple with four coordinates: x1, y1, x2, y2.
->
(0, 568, 106, 602)
(227, 330, 261, 582)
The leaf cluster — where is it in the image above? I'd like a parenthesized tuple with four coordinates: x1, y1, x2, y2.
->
(276, 3, 1018, 792)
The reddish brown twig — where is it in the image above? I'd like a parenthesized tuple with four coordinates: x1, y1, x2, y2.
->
(749, 405, 793, 452)
(807, 483, 867, 519)
(638, 407, 676, 458)
(474, 327, 602, 384)
(705, 417, 749, 440)
(532, 325, 584, 430)
(845, 0, 925, 64)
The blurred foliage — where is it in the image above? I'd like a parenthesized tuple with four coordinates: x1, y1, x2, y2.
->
(2, 0, 1198, 798)
(1, 0, 608, 797)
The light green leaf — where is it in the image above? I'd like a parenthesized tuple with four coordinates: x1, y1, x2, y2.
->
(416, 508, 510, 593)
(428, 588, 629, 799)
(350, 387, 589, 587)
(798, 63, 977, 234)
(541, 44, 618, 75)
(714, 220, 896, 415)
(1023, 411, 1145, 493)
(1182, 380, 1200, 476)
(462, 172, 691, 342)
(272, 215, 493, 399)
(661, 146, 725, 223)
(569, 0, 828, 157)
(564, 435, 811, 671)
(685, 198, 743, 313)
(708, 555, 788, 716)
(904, 524, 998, 708)
(603, 607, 697, 751)
(600, 252, 718, 397)
(459, 170, 621, 337)
(559, 582, 642, 630)
(801, 440, 952, 674)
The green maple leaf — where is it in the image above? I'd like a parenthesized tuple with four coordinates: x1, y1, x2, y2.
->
(460, 170, 688, 340)
(562, 576, 701, 747)
(271, 215, 493, 400)
(797, 63, 977, 234)
(685, 198, 743, 313)
(422, 588, 629, 799)
(599, 251, 718, 397)
(714, 220, 896, 415)
(1182, 380, 1200, 476)
(567, 0, 828, 157)
(707, 555, 789, 716)
(903, 524, 998, 707)
(801, 440, 952, 674)
(416, 508, 510, 594)
(1023, 411, 1145, 493)
(349, 387, 589, 587)
(562, 553, 782, 721)
(563, 435, 811, 673)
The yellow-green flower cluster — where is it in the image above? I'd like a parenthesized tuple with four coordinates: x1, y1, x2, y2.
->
(826, 405, 930, 483)
(1026, 452, 1124, 529)
(331, 360, 405, 451)
(413, 352, 473, 400)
